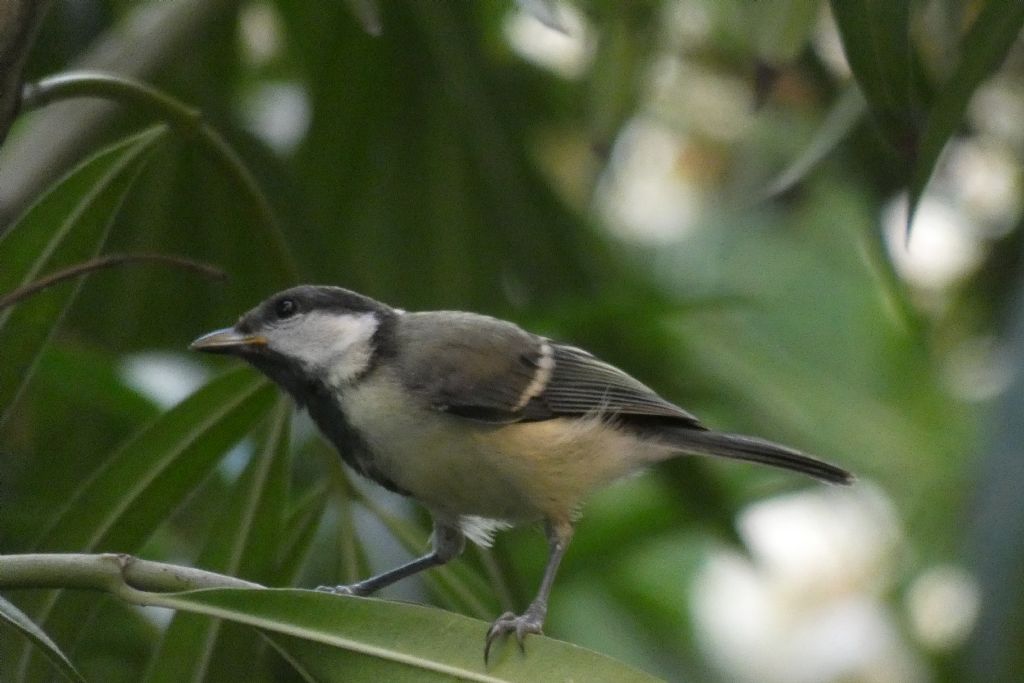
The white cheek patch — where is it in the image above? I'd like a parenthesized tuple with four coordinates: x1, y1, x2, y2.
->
(270, 311, 379, 386)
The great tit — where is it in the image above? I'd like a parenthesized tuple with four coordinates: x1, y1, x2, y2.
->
(191, 285, 853, 658)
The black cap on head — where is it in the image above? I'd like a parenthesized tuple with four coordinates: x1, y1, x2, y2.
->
(236, 285, 390, 334)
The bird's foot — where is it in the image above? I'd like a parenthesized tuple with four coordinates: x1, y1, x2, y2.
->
(315, 583, 368, 596)
(484, 608, 544, 663)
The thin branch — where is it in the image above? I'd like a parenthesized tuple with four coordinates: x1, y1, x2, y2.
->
(20, 72, 203, 128)
(0, 253, 226, 311)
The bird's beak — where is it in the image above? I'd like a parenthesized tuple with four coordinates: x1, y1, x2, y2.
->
(189, 327, 268, 354)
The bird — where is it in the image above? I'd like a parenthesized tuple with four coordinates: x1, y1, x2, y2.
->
(190, 285, 853, 660)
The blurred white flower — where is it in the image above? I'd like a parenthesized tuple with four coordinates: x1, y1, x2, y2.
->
(884, 194, 984, 292)
(239, 2, 283, 67)
(239, 81, 312, 155)
(120, 352, 208, 409)
(905, 565, 980, 651)
(504, 2, 593, 79)
(944, 139, 1022, 234)
(596, 117, 700, 243)
(691, 484, 926, 683)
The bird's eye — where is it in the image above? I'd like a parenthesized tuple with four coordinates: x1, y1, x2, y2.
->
(275, 298, 298, 319)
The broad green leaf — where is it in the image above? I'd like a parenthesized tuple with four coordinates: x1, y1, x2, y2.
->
(274, 2, 625, 309)
(31, 343, 159, 423)
(323, 448, 372, 586)
(148, 588, 661, 683)
(0, 126, 167, 426)
(17, 369, 276, 679)
(278, 483, 330, 584)
(145, 398, 292, 682)
(32, 367, 275, 553)
(829, 1, 916, 153)
(215, 398, 292, 583)
(908, 0, 1024, 229)
(0, 595, 85, 683)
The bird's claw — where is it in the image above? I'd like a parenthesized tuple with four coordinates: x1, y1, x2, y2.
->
(484, 610, 544, 663)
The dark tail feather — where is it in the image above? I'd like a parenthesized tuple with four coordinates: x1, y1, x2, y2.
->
(661, 429, 854, 485)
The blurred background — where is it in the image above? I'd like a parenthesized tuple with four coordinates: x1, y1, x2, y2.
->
(1, 1, 1022, 681)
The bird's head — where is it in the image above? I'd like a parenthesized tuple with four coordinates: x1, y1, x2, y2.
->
(190, 285, 395, 392)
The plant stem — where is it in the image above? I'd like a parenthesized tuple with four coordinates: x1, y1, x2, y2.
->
(0, 553, 262, 595)
(0, 253, 226, 311)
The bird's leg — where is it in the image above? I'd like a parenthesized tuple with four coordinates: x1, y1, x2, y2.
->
(485, 519, 574, 661)
(318, 521, 464, 596)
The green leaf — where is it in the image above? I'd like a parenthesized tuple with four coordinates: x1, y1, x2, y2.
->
(17, 368, 276, 679)
(0, 126, 168, 426)
(908, 0, 1024, 229)
(148, 589, 662, 683)
(278, 483, 330, 584)
(32, 367, 276, 554)
(31, 343, 160, 423)
(829, 0, 916, 153)
(145, 398, 292, 682)
(0, 595, 85, 683)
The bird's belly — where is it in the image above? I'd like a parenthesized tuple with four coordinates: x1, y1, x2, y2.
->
(341, 380, 650, 522)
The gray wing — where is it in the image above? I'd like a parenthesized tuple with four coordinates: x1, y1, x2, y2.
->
(395, 312, 703, 428)
(541, 344, 703, 427)
(394, 311, 550, 421)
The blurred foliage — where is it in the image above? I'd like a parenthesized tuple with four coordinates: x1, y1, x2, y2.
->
(0, 0, 1022, 681)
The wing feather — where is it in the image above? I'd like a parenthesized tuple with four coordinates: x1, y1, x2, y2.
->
(537, 345, 702, 426)
(395, 312, 546, 422)
(394, 313, 701, 428)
